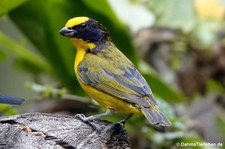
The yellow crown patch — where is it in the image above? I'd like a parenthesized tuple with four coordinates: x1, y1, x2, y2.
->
(66, 17, 89, 28)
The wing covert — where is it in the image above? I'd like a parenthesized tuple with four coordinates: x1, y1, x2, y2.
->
(77, 60, 157, 108)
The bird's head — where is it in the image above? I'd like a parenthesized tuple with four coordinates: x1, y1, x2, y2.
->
(60, 17, 110, 50)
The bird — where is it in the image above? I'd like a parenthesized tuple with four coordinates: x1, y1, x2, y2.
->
(0, 94, 24, 105)
(59, 16, 171, 127)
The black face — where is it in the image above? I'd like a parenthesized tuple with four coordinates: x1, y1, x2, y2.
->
(60, 19, 109, 43)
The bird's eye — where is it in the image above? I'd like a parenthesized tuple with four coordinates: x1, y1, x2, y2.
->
(80, 23, 88, 30)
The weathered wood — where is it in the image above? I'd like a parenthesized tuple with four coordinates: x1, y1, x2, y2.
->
(0, 113, 131, 149)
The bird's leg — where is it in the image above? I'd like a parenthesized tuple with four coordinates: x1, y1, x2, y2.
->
(119, 114, 134, 125)
(75, 109, 114, 132)
(75, 109, 114, 121)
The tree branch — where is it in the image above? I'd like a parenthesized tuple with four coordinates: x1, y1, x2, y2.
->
(0, 113, 131, 149)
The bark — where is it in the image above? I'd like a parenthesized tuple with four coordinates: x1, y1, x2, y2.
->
(0, 113, 131, 149)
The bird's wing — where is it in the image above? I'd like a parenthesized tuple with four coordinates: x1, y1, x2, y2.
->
(77, 56, 157, 108)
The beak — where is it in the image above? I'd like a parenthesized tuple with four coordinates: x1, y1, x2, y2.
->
(59, 27, 76, 37)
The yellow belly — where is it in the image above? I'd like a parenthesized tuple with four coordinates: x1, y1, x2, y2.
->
(79, 82, 141, 114)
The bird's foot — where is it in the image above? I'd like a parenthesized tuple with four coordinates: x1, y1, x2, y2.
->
(74, 114, 101, 133)
(74, 113, 89, 122)
(106, 122, 124, 135)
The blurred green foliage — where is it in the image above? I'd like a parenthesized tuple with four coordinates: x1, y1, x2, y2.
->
(0, 32, 53, 75)
(0, 104, 18, 115)
(149, 0, 225, 48)
(0, 0, 28, 16)
(215, 117, 225, 142)
(149, 0, 197, 32)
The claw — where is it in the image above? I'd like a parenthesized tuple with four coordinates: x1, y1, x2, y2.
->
(74, 113, 89, 122)
(88, 122, 101, 133)
(74, 110, 114, 133)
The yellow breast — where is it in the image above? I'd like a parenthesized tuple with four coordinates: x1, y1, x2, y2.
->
(72, 39, 141, 114)
(72, 38, 95, 73)
(74, 48, 86, 73)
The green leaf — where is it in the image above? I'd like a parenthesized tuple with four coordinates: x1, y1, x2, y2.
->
(0, 0, 28, 17)
(83, 0, 119, 23)
(0, 104, 18, 115)
(0, 48, 7, 61)
(207, 80, 225, 93)
(8, 0, 82, 94)
(0, 32, 53, 75)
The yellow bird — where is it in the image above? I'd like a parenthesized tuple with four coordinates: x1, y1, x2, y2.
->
(59, 17, 171, 127)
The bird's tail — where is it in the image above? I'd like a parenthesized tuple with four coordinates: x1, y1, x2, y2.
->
(140, 106, 171, 126)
